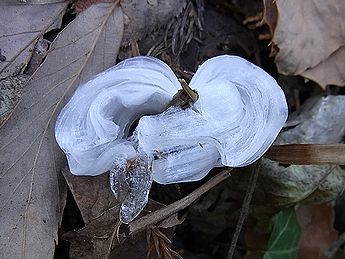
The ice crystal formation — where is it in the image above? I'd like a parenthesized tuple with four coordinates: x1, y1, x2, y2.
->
(55, 55, 288, 223)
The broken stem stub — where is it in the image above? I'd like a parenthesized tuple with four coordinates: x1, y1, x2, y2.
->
(166, 79, 199, 109)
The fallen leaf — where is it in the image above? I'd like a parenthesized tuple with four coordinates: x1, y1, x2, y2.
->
(62, 190, 167, 258)
(296, 204, 338, 259)
(62, 168, 119, 224)
(273, 0, 345, 87)
(264, 208, 301, 259)
(0, 2, 123, 258)
(0, 1, 68, 79)
(61, 167, 120, 258)
(301, 46, 345, 88)
(188, 182, 238, 237)
(62, 210, 119, 259)
(72, 0, 186, 43)
(62, 167, 172, 257)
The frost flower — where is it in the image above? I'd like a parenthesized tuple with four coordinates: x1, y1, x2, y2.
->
(55, 55, 288, 223)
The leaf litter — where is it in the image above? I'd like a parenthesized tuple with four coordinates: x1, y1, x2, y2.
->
(2, 0, 345, 258)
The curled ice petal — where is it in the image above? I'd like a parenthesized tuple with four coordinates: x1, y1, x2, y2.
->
(136, 56, 288, 184)
(55, 56, 180, 175)
(191, 56, 288, 166)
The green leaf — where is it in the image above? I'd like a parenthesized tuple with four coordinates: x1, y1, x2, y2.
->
(264, 208, 301, 259)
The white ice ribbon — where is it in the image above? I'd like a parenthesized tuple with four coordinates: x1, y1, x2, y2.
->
(55, 55, 288, 223)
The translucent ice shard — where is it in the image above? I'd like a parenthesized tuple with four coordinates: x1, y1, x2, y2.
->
(55, 55, 288, 223)
(110, 156, 152, 224)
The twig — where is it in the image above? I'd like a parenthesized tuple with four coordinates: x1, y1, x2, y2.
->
(227, 163, 260, 259)
(129, 168, 233, 234)
(130, 39, 140, 56)
(265, 144, 345, 165)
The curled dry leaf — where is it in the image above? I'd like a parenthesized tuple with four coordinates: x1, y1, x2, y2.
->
(272, 0, 345, 88)
(0, 1, 68, 79)
(0, 2, 123, 258)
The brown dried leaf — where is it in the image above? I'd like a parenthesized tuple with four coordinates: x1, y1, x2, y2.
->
(63, 212, 120, 259)
(62, 168, 119, 224)
(273, 0, 345, 87)
(64, 171, 229, 258)
(62, 166, 170, 258)
(302, 46, 345, 88)
(0, 1, 67, 79)
(61, 167, 120, 258)
(297, 204, 338, 259)
(0, 3, 123, 258)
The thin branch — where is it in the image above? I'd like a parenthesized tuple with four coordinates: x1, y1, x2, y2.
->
(265, 144, 345, 165)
